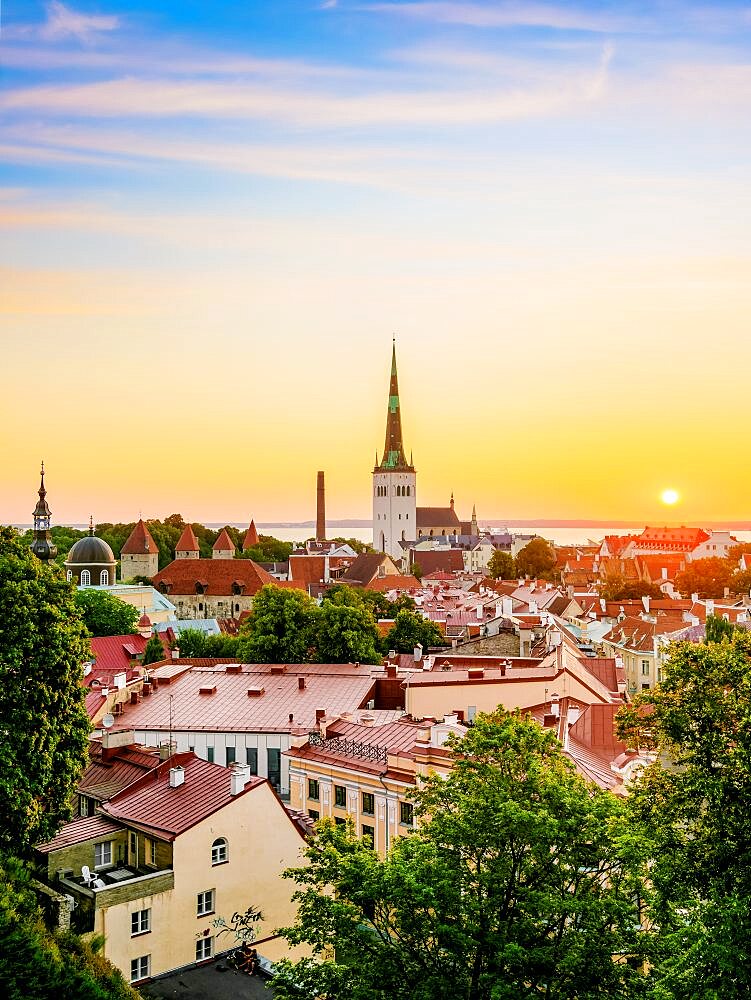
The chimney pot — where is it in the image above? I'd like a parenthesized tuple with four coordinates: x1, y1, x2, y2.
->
(169, 765, 184, 788)
(298, 676, 306, 690)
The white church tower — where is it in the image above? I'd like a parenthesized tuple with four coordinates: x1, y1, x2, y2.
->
(373, 340, 416, 558)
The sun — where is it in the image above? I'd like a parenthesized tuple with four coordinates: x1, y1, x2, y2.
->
(661, 488, 680, 506)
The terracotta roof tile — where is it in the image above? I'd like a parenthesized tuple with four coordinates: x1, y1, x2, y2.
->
(36, 814, 123, 853)
(121, 519, 159, 555)
(243, 520, 259, 548)
(212, 528, 236, 553)
(152, 558, 275, 597)
(176, 525, 200, 552)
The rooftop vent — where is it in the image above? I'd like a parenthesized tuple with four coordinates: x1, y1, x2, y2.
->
(270, 665, 286, 675)
(467, 667, 484, 680)
(169, 765, 184, 788)
(226, 664, 242, 674)
(298, 676, 306, 690)
(199, 684, 217, 696)
(247, 687, 265, 697)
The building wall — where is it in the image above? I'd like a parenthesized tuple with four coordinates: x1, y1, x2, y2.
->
(373, 470, 416, 558)
(121, 552, 159, 582)
(66, 562, 117, 587)
(169, 593, 254, 620)
(133, 730, 292, 796)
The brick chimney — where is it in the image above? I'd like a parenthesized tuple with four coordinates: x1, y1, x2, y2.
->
(316, 471, 326, 542)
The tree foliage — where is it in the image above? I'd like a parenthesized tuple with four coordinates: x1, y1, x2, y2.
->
(322, 583, 415, 620)
(487, 549, 516, 580)
(0, 527, 92, 854)
(515, 537, 557, 580)
(0, 853, 138, 1000)
(17, 526, 86, 567)
(274, 710, 649, 1000)
(315, 602, 382, 665)
(237, 533, 294, 563)
(171, 628, 240, 659)
(673, 557, 735, 599)
(599, 573, 665, 602)
(141, 635, 166, 665)
(237, 586, 319, 663)
(73, 590, 138, 637)
(383, 608, 445, 653)
(619, 631, 751, 998)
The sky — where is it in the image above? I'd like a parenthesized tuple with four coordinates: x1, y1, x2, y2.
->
(2, 1, 751, 526)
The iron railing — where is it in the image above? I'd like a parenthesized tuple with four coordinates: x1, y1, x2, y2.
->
(308, 732, 388, 765)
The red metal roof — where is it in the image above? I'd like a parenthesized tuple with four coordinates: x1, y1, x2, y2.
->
(116, 662, 377, 733)
(80, 743, 162, 801)
(102, 753, 265, 839)
(89, 634, 149, 673)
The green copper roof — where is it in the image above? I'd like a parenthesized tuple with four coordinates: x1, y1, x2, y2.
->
(378, 341, 413, 472)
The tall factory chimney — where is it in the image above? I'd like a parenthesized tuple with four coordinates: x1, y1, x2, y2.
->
(316, 471, 326, 542)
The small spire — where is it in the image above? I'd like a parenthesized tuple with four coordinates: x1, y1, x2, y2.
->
(89, 514, 94, 536)
(450, 492, 454, 509)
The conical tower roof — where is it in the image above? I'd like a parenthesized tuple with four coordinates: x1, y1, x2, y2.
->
(212, 527, 235, 553)
(376, 339, 414, 472)
(122, 518, 159, 555)
(243, 520, 259, 548)
(176, 524, 200, 552)
(32, 462, 52, 519)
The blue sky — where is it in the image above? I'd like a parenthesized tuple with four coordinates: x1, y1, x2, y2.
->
(2, 2, 751, 523)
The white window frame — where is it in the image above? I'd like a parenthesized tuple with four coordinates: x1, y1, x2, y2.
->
(100, 569, 109, 585)
(195, 936, 213, 961)
(211, 838, 228, 866)
(80, 570, 91, 586)
(94, 840, 112, 869)
(131, 908, 150, 936)
(130, 955, 150, 982)
(197, 889, 215, 916)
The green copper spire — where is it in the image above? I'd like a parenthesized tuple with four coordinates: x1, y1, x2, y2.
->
(377, 338, 413, 471)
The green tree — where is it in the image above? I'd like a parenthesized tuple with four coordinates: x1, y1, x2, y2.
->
(0, 527, 91, 854)
(74, 590, 138, 637)
(704, 613, 737, 643)
(515, 537, 557, 579)
(383, 608, 445, 654)
(599, 573, 664, 601)
(673, 557, 735, 599)
(237, 534, 294, 563)
(17, 526, 86, 567)
(237, 585, 319, 663)
(171, 628, 240, 659)
(274, 710, 649, 1000)
(332, 537, 374, 554)
(618, 631, 751, 998)
(322, 583, 414, 620)
(731, 568, 751, 595)
(0, 853, 138, 1000)
(487, 550, 516, 580)
(315, 602, 382, 665)
(411, 560, 422, 581)
(141, 635, 165, 665)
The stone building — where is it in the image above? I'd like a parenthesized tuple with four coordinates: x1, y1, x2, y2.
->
(120, 519, 159, 581)
(151, 557, 275, 619)
(175, 524, 200, 559)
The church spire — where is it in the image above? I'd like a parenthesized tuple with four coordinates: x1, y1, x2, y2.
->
(30, 462, 57, 564)
(377, 338, 413, 471)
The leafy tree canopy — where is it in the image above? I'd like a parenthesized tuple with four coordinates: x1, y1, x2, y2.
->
(74, 590, 138, 637)
(383, 608, 445, 654)
(237, 534, 294, 563)
(487, 549, 516, 580)
(237, 586, 319, 663)
(171, 628, 240, 659)
(619, 630, 751, 998)
(322, 583, 415, 620)
(0, 853, 138, 1000)
(673, 557, 735, 599)
(598, 572, 664, 602)
(515, 537, 557, 580)
(17, 526, 86, 567)
(141, 635, 166, 665)
(274, 710, 649, 1000)
(315, 601, 382, 665)
(0, 527, 91, 854)
(332, 537, 374, 555)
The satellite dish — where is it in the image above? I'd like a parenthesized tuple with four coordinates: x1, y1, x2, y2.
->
(102, 714, 115, 729)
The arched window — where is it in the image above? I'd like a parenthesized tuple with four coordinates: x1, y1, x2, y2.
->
(211, 837, 228, 865)
(80, 570, 90, 586)
(100, 570, 109, 585)
(235, 603, 240, 613)
(66, 570, 72, 582)
(406, 486, 410, 496)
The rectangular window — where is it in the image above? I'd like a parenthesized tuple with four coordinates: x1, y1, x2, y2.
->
(246, 747, 258, 773)
(195, 937, 213, 961)
(308, 779, 320, 801)
(362, 792, 375, 816)
(642, 682, 651, 691)
(400, 802, 414, 826)
(334, 785, 347, 808)
(309, 809, 319, 821)
(197, 890, 215, 917)
(334, 817, 347, 827)
(206, 746, 215, 763)
(129, 831, 137, 861)
(131, 909, 150, 936)
(94, 841, 112, 869)
(79, 795, 94, 817)
(225, 746, 236, 766)
(361, 825, 375, 848)
(641, 660, 650, 676)
(267, 748, 281, 790)
(130, 956, 150, 982)
(144, 838, 157, 866)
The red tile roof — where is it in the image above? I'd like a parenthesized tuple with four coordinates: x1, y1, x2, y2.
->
(416, 506, 461, 528)
(121, 519, 159, 555)
(413, 550, 464, 575)
(152, 558, 275, 597)
(212, 528, 236, 553)
(176, 524, 200, 552)
(102, 752, 265, 840)
(36, 814, 123, 853)
(244, 520, 259, 548)
(366, 574, 420, 592)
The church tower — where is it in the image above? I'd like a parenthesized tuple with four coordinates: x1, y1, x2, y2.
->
(372, 341, 416, 558)
(30, 462, 58, 565)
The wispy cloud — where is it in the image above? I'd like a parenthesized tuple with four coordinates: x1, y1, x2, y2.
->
(40, 2, 120, 43)
(361, 1, 640, 33)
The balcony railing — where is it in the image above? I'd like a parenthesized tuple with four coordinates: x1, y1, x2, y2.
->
(308, 731, 388, 765)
